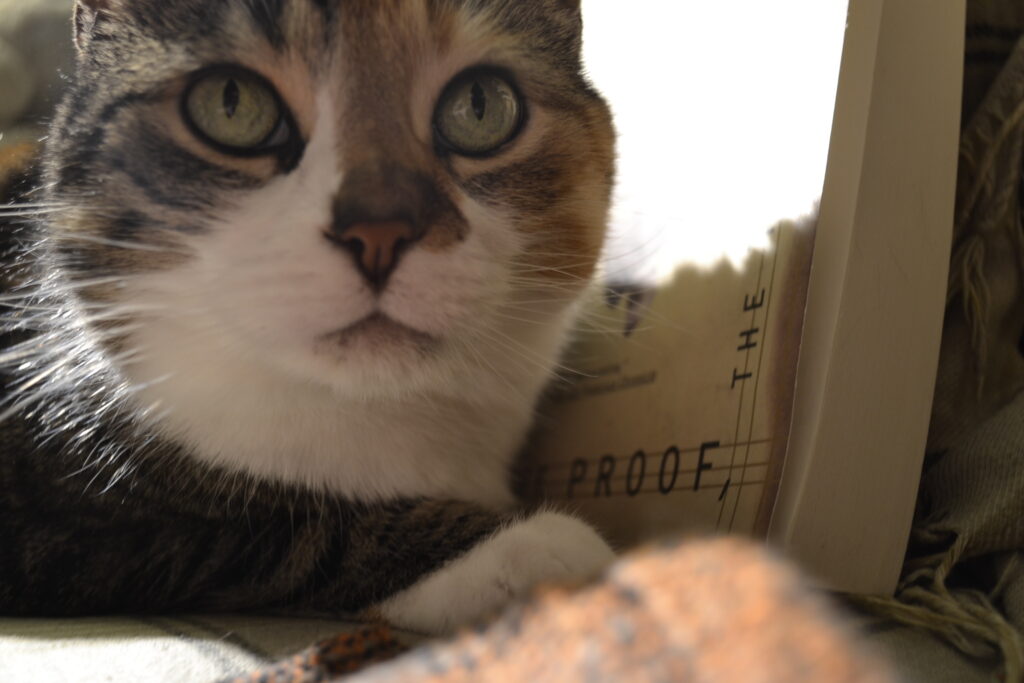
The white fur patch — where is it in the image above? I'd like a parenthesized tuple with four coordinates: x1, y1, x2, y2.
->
(378, 512, 615, 634)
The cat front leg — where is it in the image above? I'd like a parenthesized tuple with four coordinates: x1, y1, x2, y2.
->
(375, 511, 615, 635)
(1, 437, 613, 628)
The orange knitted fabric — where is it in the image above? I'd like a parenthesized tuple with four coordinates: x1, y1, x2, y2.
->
(229, 538, 894, 683)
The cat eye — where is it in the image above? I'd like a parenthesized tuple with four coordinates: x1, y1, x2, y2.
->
(434, 68, 525, 157)
(183, 68, 290, 154)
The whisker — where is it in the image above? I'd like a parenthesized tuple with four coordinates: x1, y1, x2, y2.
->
(471, 325, 595, 380)
(0, 209, 63, 218)
(48, 232, 185, 254)
(452, 336, 530, 404)
(0, 202, 67, 209)
(55, 275, 132, 291)
(0, 346, 44, 365)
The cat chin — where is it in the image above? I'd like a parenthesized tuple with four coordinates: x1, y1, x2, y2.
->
(315, 313, 440, 363)
(299, 342, 458, 400)
(122, 313, 543, 502)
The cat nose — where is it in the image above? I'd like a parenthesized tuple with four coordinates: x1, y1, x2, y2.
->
(326, 219, 420, 289)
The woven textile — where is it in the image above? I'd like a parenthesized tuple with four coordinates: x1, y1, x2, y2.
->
(860, 5, 1024, 680)
(233, 539, 894, 683)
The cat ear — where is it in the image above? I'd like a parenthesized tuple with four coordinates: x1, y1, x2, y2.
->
(73, 0, 117, 52)
(556, 0, 583, 33)
(558, 0, 583, 40)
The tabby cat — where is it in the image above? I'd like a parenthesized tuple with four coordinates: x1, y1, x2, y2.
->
(0, 0, 616, 633)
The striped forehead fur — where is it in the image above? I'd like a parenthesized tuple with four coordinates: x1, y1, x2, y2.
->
(49, 0, 611, 279)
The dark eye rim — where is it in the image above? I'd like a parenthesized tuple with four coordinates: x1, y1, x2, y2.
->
(181, 64, 299, 159)
(432, 65, 528, 159)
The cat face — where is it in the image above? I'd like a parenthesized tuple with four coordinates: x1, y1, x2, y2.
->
(45, 0, 614, 410)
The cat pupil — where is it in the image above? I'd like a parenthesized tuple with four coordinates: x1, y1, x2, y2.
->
(223, 80, 240, 118)
(471, 82, 486, 121)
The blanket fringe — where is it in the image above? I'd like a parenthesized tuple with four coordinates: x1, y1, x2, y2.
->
(849, 532, 1024, 681)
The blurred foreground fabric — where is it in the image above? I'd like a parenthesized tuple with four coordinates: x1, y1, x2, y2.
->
(0, 525, 893, 682)
(225, 539, 892, 683)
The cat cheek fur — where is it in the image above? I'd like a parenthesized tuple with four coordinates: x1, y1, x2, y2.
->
(379, 512, 615, 634)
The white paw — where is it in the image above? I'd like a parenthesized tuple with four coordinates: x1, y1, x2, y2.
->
(378, 512, 614, 634)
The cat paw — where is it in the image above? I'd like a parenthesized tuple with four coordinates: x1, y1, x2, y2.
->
(377, 511, 614, 634)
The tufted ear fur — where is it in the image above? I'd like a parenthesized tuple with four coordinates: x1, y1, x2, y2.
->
(557, 0, 583, 37)
(73, 0, 117, 52)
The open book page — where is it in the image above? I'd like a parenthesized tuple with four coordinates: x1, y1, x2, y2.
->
(519, 221, 814, 549)
(518, 1, 847, 552)
(549, 1, 964, 594)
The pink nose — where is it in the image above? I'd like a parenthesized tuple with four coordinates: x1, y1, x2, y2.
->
(328, 220, 418, 289)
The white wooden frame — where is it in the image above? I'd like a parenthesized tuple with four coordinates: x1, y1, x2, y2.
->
(768, 0, 966, 594)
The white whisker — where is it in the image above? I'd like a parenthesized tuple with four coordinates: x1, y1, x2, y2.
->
(49, 232, 185, 254)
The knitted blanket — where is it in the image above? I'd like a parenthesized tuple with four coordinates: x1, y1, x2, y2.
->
(226, 539, 894, 683)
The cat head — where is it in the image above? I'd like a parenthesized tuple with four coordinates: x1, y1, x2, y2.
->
(43, 0, 614, 410)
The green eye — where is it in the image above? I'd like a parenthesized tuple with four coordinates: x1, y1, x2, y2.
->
(184, 70, 284, 152)
(434, 70, 524, 156)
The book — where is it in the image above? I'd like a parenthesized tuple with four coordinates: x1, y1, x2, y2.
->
(521, 0, 966, 596)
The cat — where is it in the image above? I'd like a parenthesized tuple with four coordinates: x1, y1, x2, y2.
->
(0, 0, 617, 634)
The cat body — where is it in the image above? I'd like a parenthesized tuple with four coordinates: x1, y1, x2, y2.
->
(0, 0, 616, 633)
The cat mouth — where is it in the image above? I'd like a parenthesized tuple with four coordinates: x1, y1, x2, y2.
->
(320, 312, 438, 351)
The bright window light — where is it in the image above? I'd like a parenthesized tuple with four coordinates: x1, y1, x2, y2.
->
(583, 1, 848, 280)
